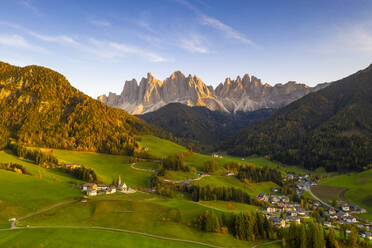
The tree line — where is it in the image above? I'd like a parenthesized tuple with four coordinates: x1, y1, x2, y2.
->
(149, 176, 267, 207)
(236, 164, 282, 185)
(0, 162, 30, 175)
(8, 143, 58, 167)
(193, 210, 276, 241)
(60, 165, 97, 182)
(157, 154, 192, 176)
(282, 222, 370, 248)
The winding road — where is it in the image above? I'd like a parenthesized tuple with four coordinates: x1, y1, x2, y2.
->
(130, 163, 155, 173)
(304, 185, 332, 209)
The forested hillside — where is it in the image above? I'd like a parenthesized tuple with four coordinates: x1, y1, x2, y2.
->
(0, 62, 152, 155)
(225, 64, 372, 172)
(139, 103, 274, 151)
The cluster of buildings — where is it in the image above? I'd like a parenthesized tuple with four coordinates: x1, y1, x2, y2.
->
(256, 173, 371, 240)
(258, 192, 310, 228)
(82, 176, 135, 196)
(211, 153, 223, 158)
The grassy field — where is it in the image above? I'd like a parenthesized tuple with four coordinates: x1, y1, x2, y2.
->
(320, 169, 372, 219)
(310, 185, 347, 202)
(163, 170, 199, 180)
(53, 150, 152, 188)
(0, 228, 212, 248)
(139, 135, 189, 158)
(192, 175, 277, 197)
(0, 150, 82, 184)
(0, 169, 81, 227)
(17, 192, 257, 248)
(196, 201, 259, 213)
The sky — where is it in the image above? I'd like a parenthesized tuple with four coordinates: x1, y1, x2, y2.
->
(1, 0, 372, 97)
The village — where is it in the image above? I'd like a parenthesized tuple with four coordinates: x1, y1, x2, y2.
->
(256, 173, 372, 240)
(81, 176, 136, 198)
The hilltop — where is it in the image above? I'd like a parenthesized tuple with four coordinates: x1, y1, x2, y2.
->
(0, 62, 152, 155)
(225, 64, 372, 172)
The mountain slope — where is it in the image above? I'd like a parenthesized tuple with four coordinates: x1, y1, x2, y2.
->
(224, 64, 372, 172)
(98, 71, 328, 114)
(0, 62, 151, 155)
(138, 103, 274, 150)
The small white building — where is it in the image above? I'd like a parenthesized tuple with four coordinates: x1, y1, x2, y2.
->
(97, 184, 107, 191)
(82, 183, 96, 191)
(118, 182, 128, 192)
(106, 187, 116, 194)
(86, 189, 97, 196)
(342, 205, 350, 212)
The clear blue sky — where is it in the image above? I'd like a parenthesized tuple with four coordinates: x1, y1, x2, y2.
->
(1, 0, 372, 97)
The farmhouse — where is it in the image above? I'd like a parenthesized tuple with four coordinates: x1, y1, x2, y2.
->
(97, 184, 107, 191)
(328, 208, 336, 215)
(106, 187, 116, 194)
(211, 153, 223, 158)
(256, 193, 269, 201)
(82, 183, 97, 191)
(86, 188, 97, 196)
(342, 205, 350, 211)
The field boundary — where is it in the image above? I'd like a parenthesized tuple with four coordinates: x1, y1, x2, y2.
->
(1, 225, 227, 248)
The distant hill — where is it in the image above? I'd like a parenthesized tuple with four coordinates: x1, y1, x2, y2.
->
(0, 62, 152, 155)
(138, 102, 274, 151)
(224, 64, 372, 172)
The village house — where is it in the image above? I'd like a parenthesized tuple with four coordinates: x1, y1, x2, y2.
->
(342, 204, 350, 212)
(297, 209, 306, 216)
(97, 184, 107, 191)
(328, 208, 336, 215)
(82, 183, 97, 191)
(105, 187, 116, 194)
(86, 188, 97, 196)
(256, 193, 269, 202)
(267, 207, 277, 214)
(345, 216, 357, 223)
(211, 153, 223, 158)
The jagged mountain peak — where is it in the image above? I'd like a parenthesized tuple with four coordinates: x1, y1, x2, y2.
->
(98, 71, 329, 114)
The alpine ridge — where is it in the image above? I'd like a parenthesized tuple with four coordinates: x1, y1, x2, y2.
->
(98, 71, 329, 114)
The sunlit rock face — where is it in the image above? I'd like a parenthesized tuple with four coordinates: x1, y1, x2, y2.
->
(98, 71, 329, 114)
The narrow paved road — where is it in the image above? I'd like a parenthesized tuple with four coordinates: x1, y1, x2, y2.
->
(9, 199, 78, 229)
(305, 185, 332, 209)
(251, 240, 281, 248)
(130, 163, 155, 173)
(1, 225, 226, 248)
(161, 174, 210, 184)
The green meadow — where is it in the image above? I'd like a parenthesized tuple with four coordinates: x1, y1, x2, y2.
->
(0, 136, 288, 247)
(0, 169, 81, 227)
(320, 169, 372, 220)
(17, 192, 257, 248)
(139, 135, 189, 157)
(53, 149, 152, 188)
(192, 175, 278, 197)
(0, 228, 211, 248)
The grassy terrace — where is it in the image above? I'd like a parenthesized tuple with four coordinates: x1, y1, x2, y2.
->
(0, 169, 81, 228)
(0, 228, 211, 248)
(53, 149, 152, 188)
(319, 169, 372, 221)
(192, 175, 278, 197)
(17, 192, 257, 248)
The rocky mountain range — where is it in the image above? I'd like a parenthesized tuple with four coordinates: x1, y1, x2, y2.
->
(98, 71, 329, 114)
